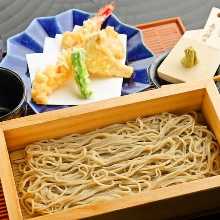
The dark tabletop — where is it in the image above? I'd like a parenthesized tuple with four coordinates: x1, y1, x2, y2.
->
(1, 0, 220, 46)
(1, 0, 220, 219)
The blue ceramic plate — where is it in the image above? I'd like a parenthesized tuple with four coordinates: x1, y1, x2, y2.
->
(0, 9, 155, 113)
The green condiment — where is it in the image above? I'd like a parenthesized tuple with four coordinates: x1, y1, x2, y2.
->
(181, 46, 198, 68)
(71, 48, 92, 99)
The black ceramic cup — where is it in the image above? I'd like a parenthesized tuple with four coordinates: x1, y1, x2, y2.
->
(148, 51, 170, 88)
(0, 67, 26, 121)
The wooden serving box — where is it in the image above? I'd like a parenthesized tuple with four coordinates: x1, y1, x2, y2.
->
(0, 17, 187, 220)
(1, 80, 220, 220)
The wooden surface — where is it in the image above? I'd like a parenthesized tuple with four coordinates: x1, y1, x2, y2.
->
(0, 18, 186, 220)
(158, 37, 220, 83)
(0, 130, 22, 220)
(213, 75, 220, 81)
(1, 81, 219, 220)
(202, 80, 220, 144)
(26, 176, 220, 220)
(2, 82, 204, 151)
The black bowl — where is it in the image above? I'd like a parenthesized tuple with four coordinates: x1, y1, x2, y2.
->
(0, 67, 26, 121)
(148, 51, 171, 88)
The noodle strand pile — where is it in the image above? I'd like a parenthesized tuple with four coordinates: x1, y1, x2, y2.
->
(17, 112, 220, 216)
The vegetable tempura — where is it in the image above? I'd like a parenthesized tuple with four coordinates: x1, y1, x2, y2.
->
(72, 48, 92, 98)
(31, 3, 133, 104)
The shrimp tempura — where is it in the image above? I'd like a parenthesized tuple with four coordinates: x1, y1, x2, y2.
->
(61, 3, 114, 49)
(31, 3, 134, 104)
(32, 64, 71, 104)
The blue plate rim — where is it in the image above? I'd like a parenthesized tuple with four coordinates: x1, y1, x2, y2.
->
(1, 8, 155, 114)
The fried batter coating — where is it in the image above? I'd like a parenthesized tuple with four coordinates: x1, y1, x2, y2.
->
(32, 65, 71, 104)
(85, 29, 133, 78)
(31, 3, 134, 104)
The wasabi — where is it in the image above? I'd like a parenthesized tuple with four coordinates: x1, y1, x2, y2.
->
(181, 46, 198, 68)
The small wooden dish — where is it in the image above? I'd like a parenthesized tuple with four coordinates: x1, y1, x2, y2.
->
(1, 80, 220, 220)
(137, 17, 186, 54)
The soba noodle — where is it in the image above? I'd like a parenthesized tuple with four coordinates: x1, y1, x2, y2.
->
(18, 112, 220, 216)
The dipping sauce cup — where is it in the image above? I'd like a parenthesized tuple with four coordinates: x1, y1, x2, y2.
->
(0, 67, 26, 121)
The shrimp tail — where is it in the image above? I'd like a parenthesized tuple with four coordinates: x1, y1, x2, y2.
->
(97, 2, 115, 18)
